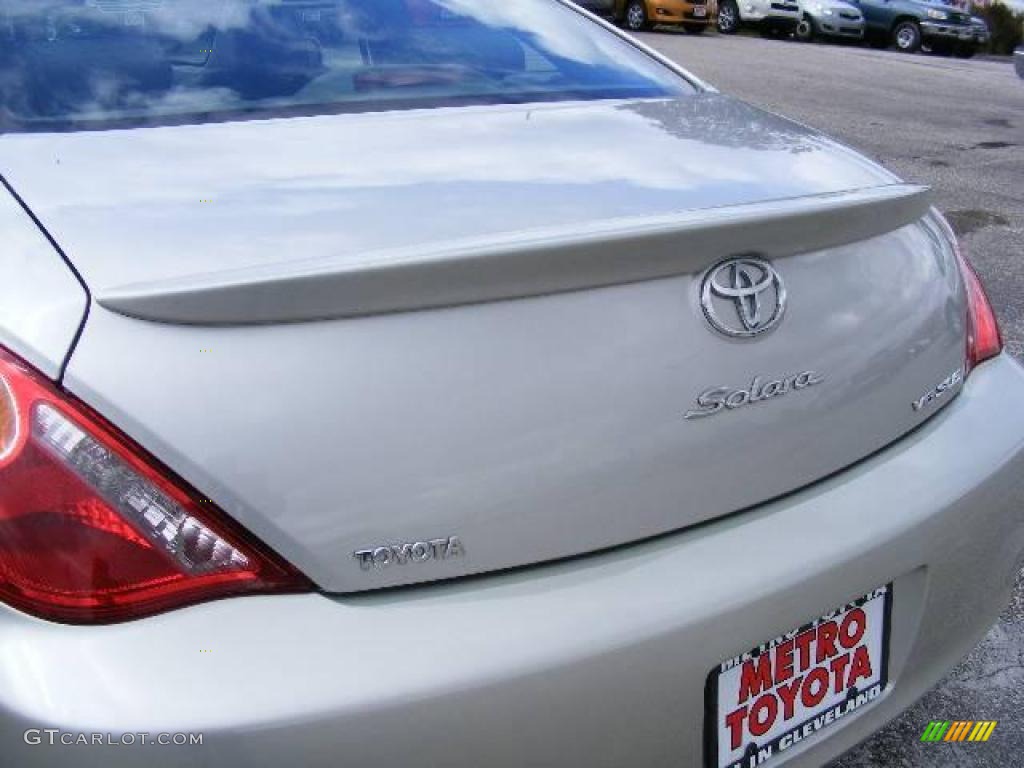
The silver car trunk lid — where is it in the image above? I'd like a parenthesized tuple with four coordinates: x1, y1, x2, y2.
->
(0, 96, 967, 591)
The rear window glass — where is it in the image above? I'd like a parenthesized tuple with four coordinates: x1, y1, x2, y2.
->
(0, 0, 694, 132)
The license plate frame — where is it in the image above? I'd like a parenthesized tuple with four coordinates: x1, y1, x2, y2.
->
(693, 5, 708, 16)
(705, 585, 893, 768)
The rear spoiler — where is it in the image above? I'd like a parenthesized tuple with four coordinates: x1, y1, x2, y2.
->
(99, 183, 929, 325)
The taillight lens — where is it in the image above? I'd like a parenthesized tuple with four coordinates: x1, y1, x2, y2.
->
(954, 242, 1003, 373)
(0, 347, 311, 624)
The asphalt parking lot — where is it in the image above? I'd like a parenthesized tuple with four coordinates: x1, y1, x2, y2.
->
(637, 31, 1024, 768)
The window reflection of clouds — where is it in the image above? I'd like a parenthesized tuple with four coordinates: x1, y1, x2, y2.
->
(62, 81, 243, 123)
(1, 0, 691, 130)
(135, 1, 252, 41)
(433, 0, 644, 67)
(3, 0, 247, 38)
(3, 96, 886, 209)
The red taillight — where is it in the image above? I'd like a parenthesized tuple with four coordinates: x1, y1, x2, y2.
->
(0, 347, 311, 624)
(955, 244, 1003, 373)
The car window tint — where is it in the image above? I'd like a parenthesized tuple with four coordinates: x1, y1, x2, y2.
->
(0, 0, 695, 132)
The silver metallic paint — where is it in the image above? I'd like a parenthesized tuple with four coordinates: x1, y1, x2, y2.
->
(61, 216, 966, 592)
(1, 354, 1022, 767)
(0, 96, 901, 318)
(0, 92, 968, 592)
(92, 184, 926, 326)
(797, 0, 866, 38)
(0, 6, 1019, 764)
(0, 184, 86, 378)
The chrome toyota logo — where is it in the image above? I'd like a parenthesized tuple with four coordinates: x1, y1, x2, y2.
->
(700, 256, 786, 338)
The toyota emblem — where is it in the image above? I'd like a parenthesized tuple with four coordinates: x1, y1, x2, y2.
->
(700, 256, 787, 339)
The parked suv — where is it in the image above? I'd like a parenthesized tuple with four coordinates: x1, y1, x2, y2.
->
(851, 0, 979, 54)
(717, 0, 800, 36)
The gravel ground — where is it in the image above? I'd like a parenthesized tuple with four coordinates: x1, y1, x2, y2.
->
(637, 31, 1024, 768)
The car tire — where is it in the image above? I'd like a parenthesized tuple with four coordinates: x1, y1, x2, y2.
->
(624, 1, 650, 31)
(684, 24, 706, 34)
(717, 0, 740, 34)
(892, 20, 921, 53)
(796, 16, 816, 41)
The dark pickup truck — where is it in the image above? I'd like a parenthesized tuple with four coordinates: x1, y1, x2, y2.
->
(850, 0, 979, 55)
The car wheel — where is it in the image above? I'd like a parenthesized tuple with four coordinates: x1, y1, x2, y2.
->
(625, 1, 649, 31)
(717, 0, 739, 34)
(796, 16, 816, 41)
(684, 24, 706, 34)
(892, 20, 921, 52)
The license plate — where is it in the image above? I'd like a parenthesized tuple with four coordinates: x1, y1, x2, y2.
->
(693, 5, 708, 16)
(707, 585, 892, 768)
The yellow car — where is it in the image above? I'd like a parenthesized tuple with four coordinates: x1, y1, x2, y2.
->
(611, 0, 718, 33)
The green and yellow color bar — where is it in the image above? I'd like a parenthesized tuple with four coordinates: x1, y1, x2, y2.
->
(920, 721, 997, 742)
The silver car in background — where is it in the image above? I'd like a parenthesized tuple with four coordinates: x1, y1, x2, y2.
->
(795, 0, 865, 40)
(1, 1, 1023, 767)
(718, 0, 802, 34)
